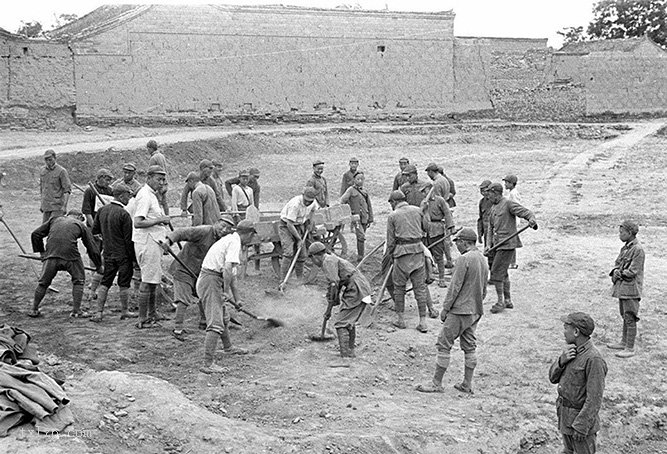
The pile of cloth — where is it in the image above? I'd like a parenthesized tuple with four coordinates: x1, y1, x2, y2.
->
(0, 325, 74, 436)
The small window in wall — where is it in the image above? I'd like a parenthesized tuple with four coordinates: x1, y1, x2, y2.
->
(22, 47, 29, 56)
(377, 45, 386, 53)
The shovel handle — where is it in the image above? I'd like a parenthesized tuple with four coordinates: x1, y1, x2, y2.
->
(485, 224, 532, 256)
(279, 238, 305, 289)
(157, 239, 197, 279)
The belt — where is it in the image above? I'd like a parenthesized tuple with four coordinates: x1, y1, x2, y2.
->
(395, 237, 422, 245)
(559, 396, 583, 410)
(200, 268, 223, 277)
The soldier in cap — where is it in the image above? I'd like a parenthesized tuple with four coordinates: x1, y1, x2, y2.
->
(181, 159, 226, 215)
(417, 228, 488, 394)
(392, 157, 410, 191)
(420, 184, 455, 287)
(550, 312, 607, 454)
(197, 219, 256, 373)
(230, 169, 255, 217)
(400, 164, 430, 207)
(340, 170, 373, 261)
(146, 140, 170, 215)
(438, 165, 457, 208)
(161, 215, 236, 340)
(278, 186, 320, 285)
(132, 165, 172, 328)
(183, 171, 220, 227)
(90, 183, 138, 322)
(211, 160, 226, 201)
(425, 163, 451, 203)
(485, 182, 537, 313)
(477, 180, 494, 254)
(39, 149, 72, 223)
(308, 241, 372, 358)
(226, 168, 261, 209)
(305, 159, 328, 207)
(340, 157, 360, 196)
(29, 209, 102, 318)
(112, 163, 142, 196)
(607, 220, 645, 358)
(386, 190, 430, 332)
(503, 174, 521, 203)
(82, 168, 115, 301)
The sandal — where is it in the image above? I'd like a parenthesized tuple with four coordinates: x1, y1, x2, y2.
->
(454, 383, 474, 395)
(27, 309, 42, 318)
(416, 383, 444, 393)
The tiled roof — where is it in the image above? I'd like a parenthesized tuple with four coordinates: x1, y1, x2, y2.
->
(47, 4, 150, 40)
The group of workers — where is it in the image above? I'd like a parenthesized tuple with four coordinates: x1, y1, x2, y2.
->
(26, 141, 646, 454)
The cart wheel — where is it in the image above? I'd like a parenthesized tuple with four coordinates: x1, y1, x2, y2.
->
(332, 232, 348, 257)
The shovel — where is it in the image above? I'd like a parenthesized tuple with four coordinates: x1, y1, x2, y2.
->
(484, 224, 533, 256)
(309, 312, 335, 342)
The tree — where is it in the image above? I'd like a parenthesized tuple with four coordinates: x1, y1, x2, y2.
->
(53, 13, 78, 28)
(16, 21, 43, 38)
(557, 26, 586, 45)
(587, 0, 667, 48)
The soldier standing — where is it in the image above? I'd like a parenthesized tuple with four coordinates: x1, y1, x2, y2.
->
(306, 160, 328, 208)
(230, 169, 255, 218)
(112, 162, 142, 196)
(392, 157, 410, 191)
(340, 171, 373, 262)
(400, 164, 429, 207)
(39, 149, 72, 223)
(147, 140, 170, 215)
(182, 172, 220, 227)
(340, 157, 359, 196)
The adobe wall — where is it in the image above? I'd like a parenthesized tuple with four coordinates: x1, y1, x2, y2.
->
(70, 5, 456, 121)
(0, 36, 75, 128)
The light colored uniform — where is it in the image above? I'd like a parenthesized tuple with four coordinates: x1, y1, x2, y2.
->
(132, 184, 167, 284)
(231, 184, 255, 212)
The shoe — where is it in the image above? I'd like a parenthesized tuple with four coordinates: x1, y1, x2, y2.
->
(200, 363, 226, 374)
(27, 309, 42, 318)
(151, 312, 170, 321)
(171, 329, 186, 342)
(416, 383, 444, 393)
(416, 324, 428, 333)
(438, 279, 448, 288)
(198, 321, 207, 330)
(490, 304, 505, 314)
(454, 383, 474, 395)
(90, 313, 103, 323)
(607, 342, 626, 350)
(135, 319, 160, 329)
(70, 311, 91, 318)
(615, 349, 635, 358)
(505, 301, 514, 309)
(392, 320, 406, 329)
(428, 308, 438, 319)
(444, 261, 454, 269)
(222, 346, 249, 355)
(509, 264, 519, 269)
(120, 311, 138, 320)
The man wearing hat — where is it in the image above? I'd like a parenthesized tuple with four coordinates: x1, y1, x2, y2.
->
(197, 219, 256, 373)
(386, 190, 430, 332)
(132, 165, 172, 328)
(308, 241, 372, 358)
(278, 187, 319, 284)
(181, 159, 226, 215)
(503, 174, 521, 203)
(112, 163, 142, 197)
(392, 157, 410, 191)
(477, 180, 494, 254)
(607, 220, 645, 358)
(211, 160, 226, 201)
(340, 157, 360, 196)
(183, 172, 220, 227)
(161, 215, 236, 340)
(400, 164, 430, 207)
(90, 183, 138, 322)
(225, 168, 261, 209)
(340, 170, 373, 261)
(230, 169, 255, 217)
(305, 160, 328, 208)
(39, 149, 72, 223)
(147, 140, 170, 215)
(421, 186, 455, 287)
(486, 182, 537, 313)
(550, 312, 607, 454)
(417, 228, 488, 394)
(425, 163, 451, 203)
(29, 209, 102, 318)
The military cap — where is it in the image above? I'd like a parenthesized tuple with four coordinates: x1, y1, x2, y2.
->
(312, 159, 325, 167)
(122, 162, 137, 172)
(303, 187, 319, 199)
(112, 183, 131, 196)
(146, 139, 158, 150)
(97, 168, 113, 179)
(560, 312, 595, 337)
(249, 167, 260, 176)
(401, 164, 418, 175)
(620, 220, 639, 235)
(479, 179, 492, 190)
(212, 159, 222, 166)
(398, 157, 409, 163)
(236, 220, 256, 233)
(308, 241, 326, 255)
(66, 208, 83, 217)
(238, 169, 250, 177)
(44, 149, 56, 158)
(147, 165, 166, 175)
(503, 174, 518, 185)
(425, 162, 439, 172)
(453, 228, 477, 243)
(487, 183, 504, 194)
(388, 190, 406, 202)
(199, 159, 213, 170)
(185, 171, 200, 182)
(349, 157, 359, 163)
(219, 214, 235, 226)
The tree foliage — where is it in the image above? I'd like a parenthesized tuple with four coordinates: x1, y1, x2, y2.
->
(54, 13, 79, 28)
(557, 26, 586, 45)
(16, 21, 43, 38)
(587, 0, 667, 47)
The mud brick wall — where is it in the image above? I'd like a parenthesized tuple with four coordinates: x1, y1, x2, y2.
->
(0, 35, 75, 128)
(70, 5, 455, 119)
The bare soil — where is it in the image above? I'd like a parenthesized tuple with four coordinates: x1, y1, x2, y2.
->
(1, 121, 666, 453)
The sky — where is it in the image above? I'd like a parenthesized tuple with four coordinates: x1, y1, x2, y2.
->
(0, 0, 596, 48)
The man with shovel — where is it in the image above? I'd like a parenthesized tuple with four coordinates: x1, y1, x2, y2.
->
(278, 186, 319, 286)
(161, 215, 236, 341)
(485, 183, 537, 313)
(308, 242, 372, 358)
(197, 220, 256, 374)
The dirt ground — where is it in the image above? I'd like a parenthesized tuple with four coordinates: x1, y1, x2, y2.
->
(1, 120, 666, 454)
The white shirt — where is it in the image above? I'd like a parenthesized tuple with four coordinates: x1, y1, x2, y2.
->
(132, 184, 166, 244)
(507, 187, 521, 204)
(280, 195, 319, 224)
(201, 232, 241, 272)
(231, 184, 254, 211)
